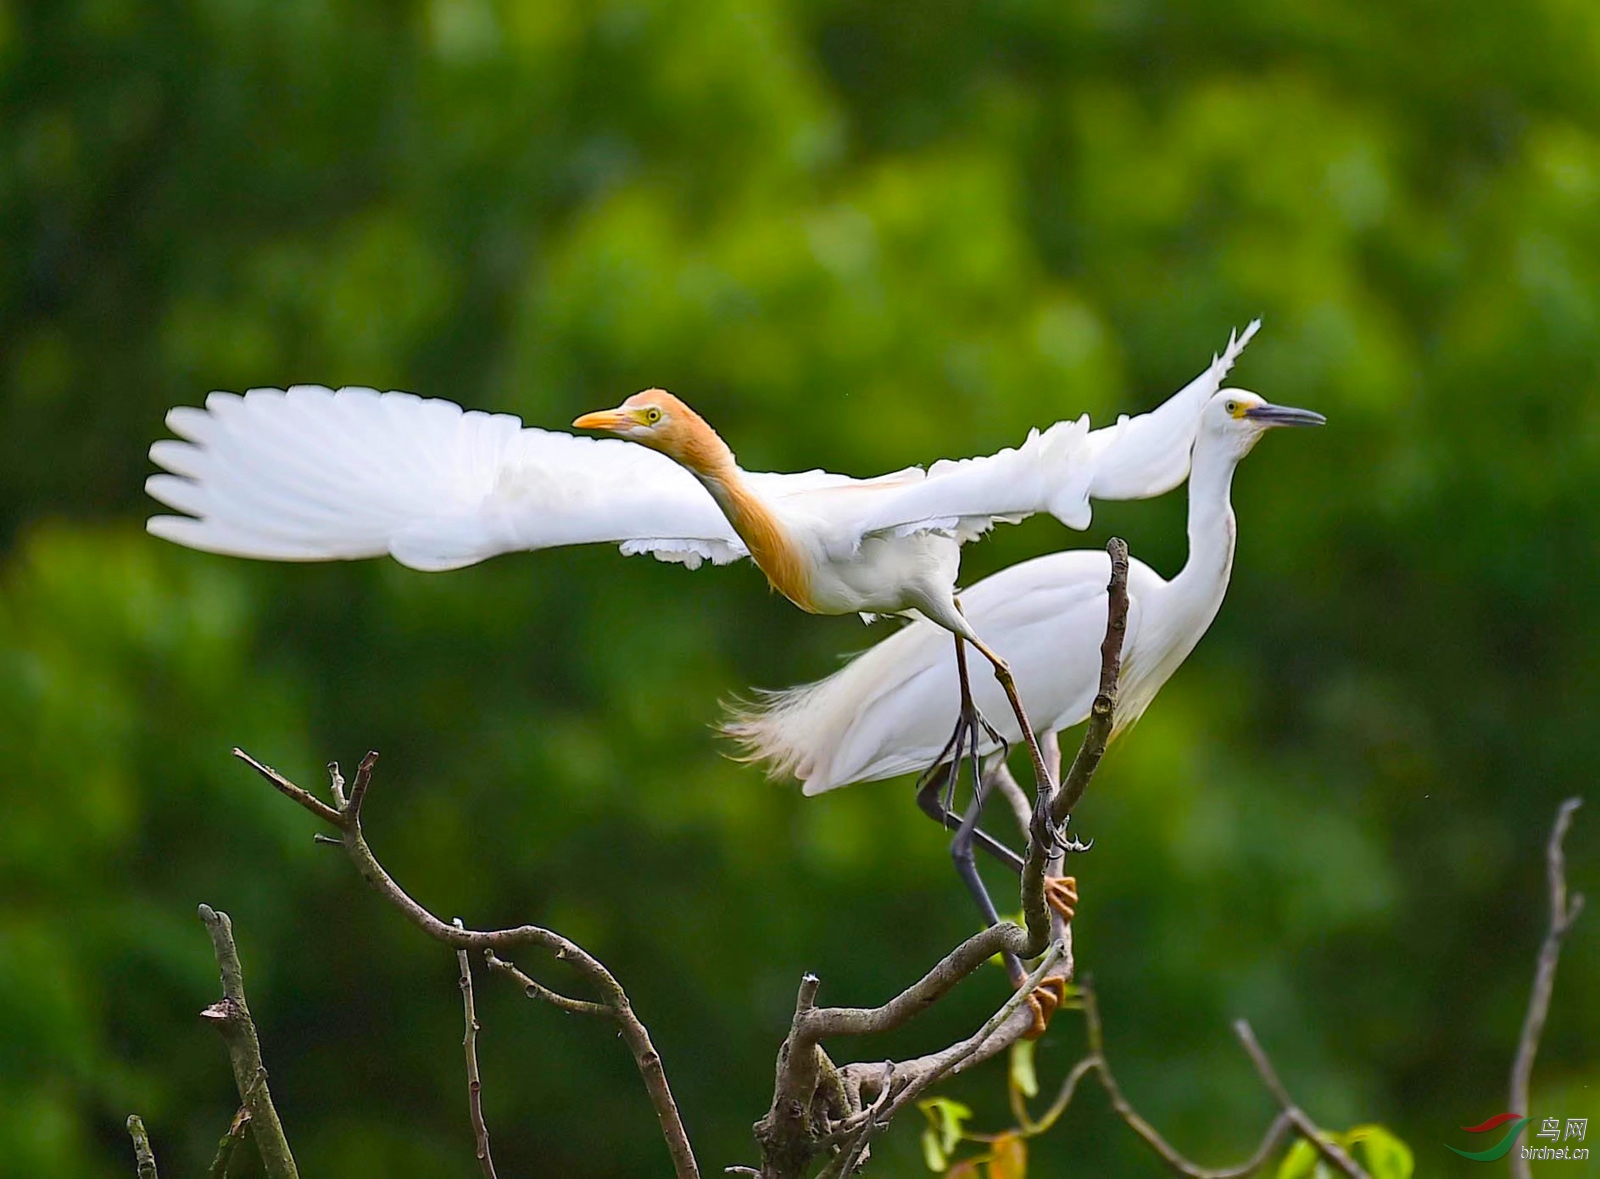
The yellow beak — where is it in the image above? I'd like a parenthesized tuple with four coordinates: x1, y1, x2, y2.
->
(572, 407, 636, 431)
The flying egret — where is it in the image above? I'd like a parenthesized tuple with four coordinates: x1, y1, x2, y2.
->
(722, 389, 1324, 1000)
(146, 325, 1258, 807)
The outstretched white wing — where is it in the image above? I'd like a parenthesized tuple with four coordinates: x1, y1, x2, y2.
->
(146, 386, 747, 571)
(1078, 318, 1260, 501)
(784, 416, 1095, 554)
(781, 321, 1260, 550)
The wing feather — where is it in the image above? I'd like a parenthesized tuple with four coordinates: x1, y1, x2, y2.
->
(1078, 319, 1260, 502)
(772, 323, 1260, 549)
(146, 386, 745, 570)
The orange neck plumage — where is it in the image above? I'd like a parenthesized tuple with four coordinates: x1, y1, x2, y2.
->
(699, 468, 817, 613)
(647, 403, 815, 612)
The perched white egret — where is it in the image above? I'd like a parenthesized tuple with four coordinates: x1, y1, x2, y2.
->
(147, 325, 1258, 803)
(724, 388, 1323, 789)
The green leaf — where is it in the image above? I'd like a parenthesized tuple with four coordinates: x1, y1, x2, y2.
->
(1344, 1125, 1414, 1179)
(919, 1097, 974, 1155)
(1276, 1139, 1322, 1179)
(1009, 1039, 1039, 1099)
(921, 1127, 948, 1173)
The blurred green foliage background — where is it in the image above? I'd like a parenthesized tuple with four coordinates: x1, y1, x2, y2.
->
(3, 0, 1597, 1175)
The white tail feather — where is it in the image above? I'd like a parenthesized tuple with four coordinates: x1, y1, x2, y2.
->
(721, 617, 949, 794)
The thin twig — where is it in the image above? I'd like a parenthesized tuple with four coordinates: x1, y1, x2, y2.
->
(822, 1063, 896, 1179)
(234, 748, 700, 1179)
(126, 1114, 159, 1179)
(197, 904, 299, 1179)
(204, 1108, 252, 1179)
(1234, 1022, 1365, 1179)
(455, 919, 499, 1179)
(486, 951, 611, 1016)
(347, 749, 379, 816)
(232, 748, 343, 826)
(999, 982, 1337, 1179)
(1010, 1053, 1098, 1135)
(990, 754, 1034, 842)
(1077, 986, 1299, 1179)
(1510, 797, 1585, 1179)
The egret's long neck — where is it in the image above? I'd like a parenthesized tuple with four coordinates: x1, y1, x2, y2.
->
(1111, 432, 1244, 740)
(1167, 434, 1240, 624)
(683, 434, 817, 612)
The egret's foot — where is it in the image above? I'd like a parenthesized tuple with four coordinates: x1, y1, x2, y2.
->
(1022, 976, 1069, 1040)
(916, 701, 1008, 817)
(1043, 875, 1079, 924)
(1029, 791, 1094, 857)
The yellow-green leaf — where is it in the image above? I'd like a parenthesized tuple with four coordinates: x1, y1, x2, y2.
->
(921, 1127, 948, 1173)
(919, 1097, 974, 1155)
(1009, 1040, 1039, 1099)
(1344, 1124, 1413, 1179)
(1276, 1139, 1322, 1179)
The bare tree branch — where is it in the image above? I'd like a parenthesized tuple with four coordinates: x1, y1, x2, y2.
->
(197, 904, 300, 1179)
(233, 747, 701, 1179)
(126, 1114, 159, 1179)
(1510, 796, 1585, 1179)
(454, 919, 499, 1179)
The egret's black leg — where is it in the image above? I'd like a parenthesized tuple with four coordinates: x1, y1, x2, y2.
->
(947, 728, 1029, 984)
(912, 632, 1022, 872)
(947, 737, 1074, 1041)
(914, 763, 1024, 873)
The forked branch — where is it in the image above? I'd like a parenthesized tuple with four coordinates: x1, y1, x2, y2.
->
(1002, 983, 1361, 1179)
(232, 747, 701, 1179)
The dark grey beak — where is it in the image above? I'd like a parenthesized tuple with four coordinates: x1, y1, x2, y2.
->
(1244, 402, 1326, 428)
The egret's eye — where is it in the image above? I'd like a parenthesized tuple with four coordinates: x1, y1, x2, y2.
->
(1224, 400, 1239, 416)
(644, 407, 663, 424)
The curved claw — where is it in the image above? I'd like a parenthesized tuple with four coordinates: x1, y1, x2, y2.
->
(1029, 794, 1094, 857)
